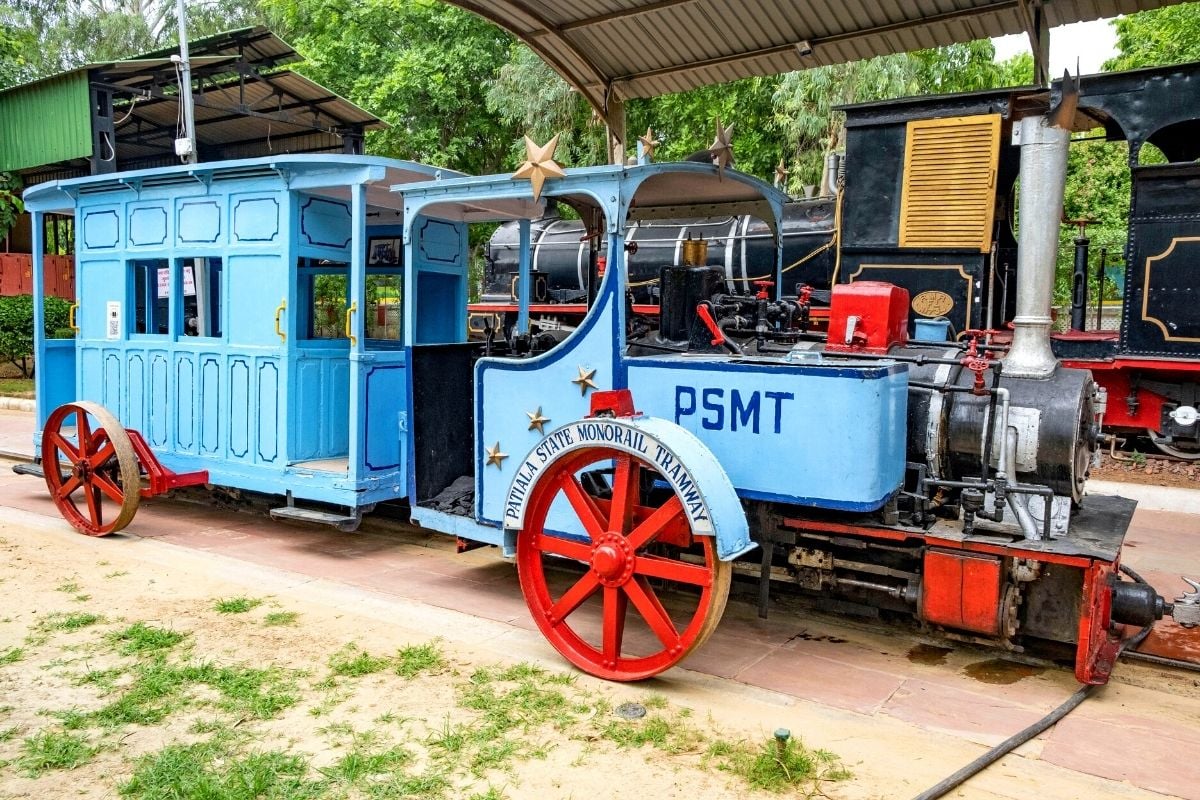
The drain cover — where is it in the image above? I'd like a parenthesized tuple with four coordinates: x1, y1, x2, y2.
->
(614, 702, 647, 720)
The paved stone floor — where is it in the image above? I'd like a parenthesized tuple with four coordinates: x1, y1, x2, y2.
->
(2, 407, 1199, 798)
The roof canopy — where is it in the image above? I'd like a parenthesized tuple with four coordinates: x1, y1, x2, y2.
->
(445, 0, 1182, 129)
(0, 27, 385, 182)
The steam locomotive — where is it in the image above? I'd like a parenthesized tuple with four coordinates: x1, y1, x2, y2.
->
(479, 61, 1200, 460)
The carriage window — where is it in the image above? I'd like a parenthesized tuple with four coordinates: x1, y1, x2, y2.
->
(298, 258, 350, 339)
(366, 273, 402, 340)
(131, 259, 169, 335)
(180, 257, 222, 338)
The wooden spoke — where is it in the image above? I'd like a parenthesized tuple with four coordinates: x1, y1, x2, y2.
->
(549, 571, 601, 623)
(634, 552, 712, 586)
(627, 495, 685, 551)
(602, 587, 628, 664)
(535, 532, 592, 563)
(623, 575, 680, 650)
(559, 474, 607, 540)
(607, 455, 639, 533)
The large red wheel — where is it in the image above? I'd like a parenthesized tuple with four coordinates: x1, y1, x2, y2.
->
(42, 401, 140, 536)
(517, 447, 731, 681)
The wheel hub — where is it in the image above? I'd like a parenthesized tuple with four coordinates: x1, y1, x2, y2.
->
(591, 532, 634, 586)
(72, 460, 91, 480)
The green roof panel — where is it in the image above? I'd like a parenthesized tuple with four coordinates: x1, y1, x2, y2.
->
(0, 70, 92, 172)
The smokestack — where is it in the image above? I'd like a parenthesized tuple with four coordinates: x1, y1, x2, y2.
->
(1004, 115, 1069, 378)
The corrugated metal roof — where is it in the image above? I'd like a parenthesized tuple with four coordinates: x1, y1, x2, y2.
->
(0, 71, 91, 172)
(447, 0, 1183, 117)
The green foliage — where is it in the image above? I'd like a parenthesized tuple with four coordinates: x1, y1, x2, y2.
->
(263, 0, 516, 174)
(37, 611, 102, 632)
(0, 173, 24, 242)
(262, 611, 299, 627)
(394, 641, 445, 679)
(19, 730, 95, 775)
(121, 740, 324, 800)
(108, 622, 186, 655)
(0, 647, 23, 666)
(0, 296, 72, 377)
(328, 644, 391, 677)
(213, 596, 263, 615)
(705, 735, 850, 793)
(1105, 5, 1200, 72)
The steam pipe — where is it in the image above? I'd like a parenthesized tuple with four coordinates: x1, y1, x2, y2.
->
(1005, 115, 1070, 378)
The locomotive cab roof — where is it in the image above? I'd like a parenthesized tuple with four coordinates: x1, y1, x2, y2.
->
(393, 160, 788, 237)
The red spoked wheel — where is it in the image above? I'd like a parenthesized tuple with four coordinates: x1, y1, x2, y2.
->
(517, 447, 731, 681)
(42, 401, 140, 536)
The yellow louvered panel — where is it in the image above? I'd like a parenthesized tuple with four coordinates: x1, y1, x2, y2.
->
(899, 114, 1001, 253)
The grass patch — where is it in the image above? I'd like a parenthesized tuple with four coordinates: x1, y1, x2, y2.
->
(73, 594, 92, 603)
(37, 612, 103, 632)
(329, 645, 391, 678)
(104, 570, 129, 579)
(0, 647, 23, 666)
(320, 737, 411, 784)
(121, 740, 324, 800)
(395, 642, 445, 678)
(706, 735, 851, 793)
(600, 714, 705, 754)
(213, 597, 264, 615)
(263, 611, 299, 627)
(56, 581, 82, 594)
(108, 622, 186, 655)
(18, 730, 96, 775)
(0, 378, 33, 397)
(80, 656, 299, 729)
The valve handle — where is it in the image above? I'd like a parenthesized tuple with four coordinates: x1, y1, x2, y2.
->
(695, 303, 725, 346)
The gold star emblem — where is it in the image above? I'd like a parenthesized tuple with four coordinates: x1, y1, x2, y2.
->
(774, 158, 789, 189)
(709, 117, 735, 179)
(485, 442, 508, 468)
(526, 407, 551, 435)
(571, 366, 598, 396)
(512, 134, 566, 201)
(637, 127, 660, 161)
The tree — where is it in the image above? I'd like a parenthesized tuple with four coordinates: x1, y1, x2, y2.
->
(1104, 4, 1200, 72)
(263, 0, 516, 175)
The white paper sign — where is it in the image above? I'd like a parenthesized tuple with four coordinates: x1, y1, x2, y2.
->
(156, 265, 197, 297)
(106, 301, 121, 340)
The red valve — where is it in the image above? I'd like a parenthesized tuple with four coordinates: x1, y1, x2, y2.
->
(961, 336, 990, 395)
(753, 280, 774, 300)
(695, 303, 725, 346)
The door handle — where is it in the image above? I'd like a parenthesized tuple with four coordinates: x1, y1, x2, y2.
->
(69, 302, 79, 332)
(274, 300, 286, 343)
(345, 301, 358, 347)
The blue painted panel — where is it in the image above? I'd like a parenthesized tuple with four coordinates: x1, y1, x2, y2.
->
(175, 353, 195, 452)
(329, 359, 350, 454)
(82, 208, 119, 249)
(126, 353, 146, 434)
(299, 196, 351, 249)
(128, 206, 168, 246)
(149, 352, 169, 447)
(229, 358, 250, 458)
(626, 357, 908, 511)
(76, 259, 123, 339)
(103, 352, 121, 412)
(232, 195, 279, 242)
(177, 199, 222, 244)
(226, 255, 286, 346)
(39, 340, 76, 430)
(416, 218, 462, 265)
(257, 360, 279, 463)
(200, 355, 220, 455)
(364, 364, 405, 471)
(293, 358, 324, 460)
(416, 272, 462, 344)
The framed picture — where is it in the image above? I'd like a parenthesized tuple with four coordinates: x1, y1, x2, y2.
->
(368, 236, 403, 266)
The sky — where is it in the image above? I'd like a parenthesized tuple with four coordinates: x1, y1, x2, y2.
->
(992, 18, 1119, 75)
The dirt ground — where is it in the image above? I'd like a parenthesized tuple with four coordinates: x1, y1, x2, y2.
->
(1093, 447, 1200, 489)
(0, 506, 1194, 799)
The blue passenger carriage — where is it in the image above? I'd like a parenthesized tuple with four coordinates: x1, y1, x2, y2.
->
(25, 152, 1185, 683)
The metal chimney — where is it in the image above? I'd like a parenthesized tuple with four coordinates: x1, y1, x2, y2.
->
(1004, 115, 1069, 378)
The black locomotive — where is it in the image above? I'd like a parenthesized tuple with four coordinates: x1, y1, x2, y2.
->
(479, 61, 1200, 458)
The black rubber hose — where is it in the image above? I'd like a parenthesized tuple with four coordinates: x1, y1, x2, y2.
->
(909, 683, 1095, 800)
(910, 565, 1158, 800)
